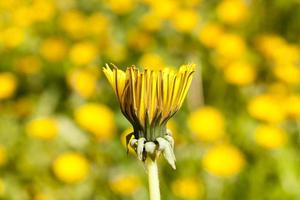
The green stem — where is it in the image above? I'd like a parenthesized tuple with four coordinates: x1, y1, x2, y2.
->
(146, 159, 161, 200)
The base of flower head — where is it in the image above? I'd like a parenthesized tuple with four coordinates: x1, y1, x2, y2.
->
(127, 129, 176, 169)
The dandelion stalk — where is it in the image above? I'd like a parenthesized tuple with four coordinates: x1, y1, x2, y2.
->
(103, 64, 194, 199)
(146, 159, 160, 200)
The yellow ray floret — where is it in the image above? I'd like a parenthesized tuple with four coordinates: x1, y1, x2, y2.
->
(103, 63, 195, 137)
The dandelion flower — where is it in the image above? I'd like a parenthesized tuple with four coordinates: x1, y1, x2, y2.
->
(103, 64, 194, 167)
(103, 63, 194, 200)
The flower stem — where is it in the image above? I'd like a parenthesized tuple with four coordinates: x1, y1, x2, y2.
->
(146, 159, 161, 200)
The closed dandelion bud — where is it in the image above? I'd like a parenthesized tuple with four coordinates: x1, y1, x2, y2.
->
(103, 64, 194, 168)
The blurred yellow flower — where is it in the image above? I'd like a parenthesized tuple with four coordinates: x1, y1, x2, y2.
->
(255, 35, 286, 60)
(12, 6, 34, 27)
(273, 65, 300, 85)
(285, 95, 300, 119)
(139, 12, 163, 31)
(0, 146, 7, 166)
(255, 35, 300, 65)
(31, 0, 55, 22)
(217, 0, 249, 25)
(26, 117, 59, 140)
(69, 42, 98, 66)
(109, 174, 141, 196)
(198, 22, 224, 48)
(171, 9, 199, 32)
(248, 94, 286, 123)
(182, 0, 202, 8)
(86, 13, 110, 36)
(224, 61, 256, 85)
(188, 106, 225, 142)
(15, 56, 41, 75)
(107, 0, 136, 14)
(53, 152, 89, 184)
(74, 103, 115, 140)
(40, 38, 68, 62)
(215, 33, 246, 59)
(139, 53, 165, 70)
(254, 124, 287, 149)
(203, 144, 245, 177)
(33, 193, 51, 200)
(274, 44, 300, 65)
(149, 0, 178, 19)
(59, 10, 86, 38)
(0, 72, 17, 100)
(171, 177, 204, 199)
(0, 27, 25, 48)
(67, 68, 98, 98)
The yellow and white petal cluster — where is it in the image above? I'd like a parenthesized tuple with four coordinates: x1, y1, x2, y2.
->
(103, 64, 194, 141)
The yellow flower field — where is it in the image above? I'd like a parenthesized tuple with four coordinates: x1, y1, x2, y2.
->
(0, 0, 299, 199)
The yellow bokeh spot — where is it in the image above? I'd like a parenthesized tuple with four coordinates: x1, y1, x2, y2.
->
(0, 146, 7, 166)
(26, 117, 59, 140)
(273, 65, 300, 85)
(107, 0, 136, 14)
(31, 0, 56, 22)
(86, 13, 110, 36)
(74, 103, 115, 141)
(255, 35, 286, 60)
(139, 12, 163, 31)
(69, 42, 98, 66)
(203, 144, 245, 177)
(40, 38, 68, 62)
(215, 33, 246, 59)
(67, 68, 98, 98)
(248, 94, 286, 123)
(171, 177, 204, 199)
(53, 152, 89, 184)
(12, 6, 34, 27)
(217, 0, 249, 25)
(255, 35, 300, 65)
(0, 27, 25, 48)
(139, 53, 165, 70)
(224, 61, 256, 85)
(198, 22, 224, 48)
(0, 72, 17, 100)
(274, 44, 300, 66)
(33, 193, 50, 200)
(109, 174, 140, 196)
(149, 0, 178, 19)
(15, 56, 41, 75)
(171, 9, 199, 32)
(285, 95, 300, 120)
(59, 10, 86, 39)
(254, 124, 286, 149)
(188, 106, 225, 142)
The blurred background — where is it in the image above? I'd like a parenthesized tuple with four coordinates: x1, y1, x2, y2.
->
(0, 0, 300, 199)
